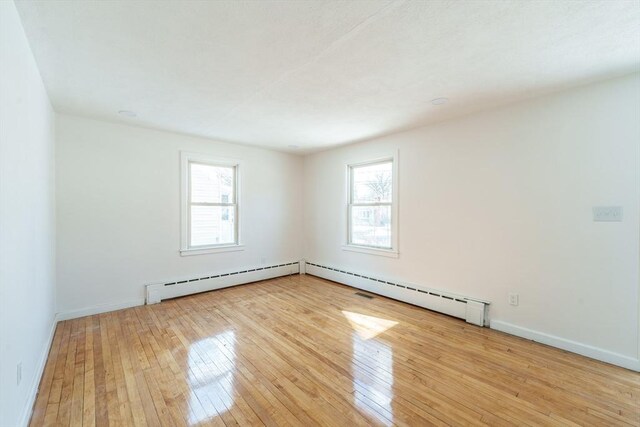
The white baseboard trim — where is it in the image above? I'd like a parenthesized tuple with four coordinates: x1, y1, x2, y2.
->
(56, 299, 145, 321)
(18, 316, 58, 427)
(491, 320, 640, 372)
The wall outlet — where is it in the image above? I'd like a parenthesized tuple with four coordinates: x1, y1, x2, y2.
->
(17, 362, 22, 386)
(593, 206, 623, 222)
(508, 293, 519, 306)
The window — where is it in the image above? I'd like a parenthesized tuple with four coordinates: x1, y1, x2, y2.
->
(181, 152, 243, 255)
(345, 157, 398, 257)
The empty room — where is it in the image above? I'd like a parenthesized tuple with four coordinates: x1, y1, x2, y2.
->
(1, 0, 640, 426)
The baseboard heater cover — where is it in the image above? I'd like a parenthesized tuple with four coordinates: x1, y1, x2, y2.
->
(304, 261, 489, 326)
(146, 262, 299, 304)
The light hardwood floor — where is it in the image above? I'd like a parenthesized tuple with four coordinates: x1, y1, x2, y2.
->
(30, 274, 639, 426)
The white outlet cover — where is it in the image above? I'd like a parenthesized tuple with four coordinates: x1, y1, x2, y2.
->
(508, 293, 519, 306)
(593, 206, 623, 222)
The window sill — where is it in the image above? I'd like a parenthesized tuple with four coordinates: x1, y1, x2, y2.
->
(342, 245, 399, 258)
(180, 245, 245, 256)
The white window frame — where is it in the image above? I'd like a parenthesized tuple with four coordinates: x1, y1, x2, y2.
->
(180, 151, 244, 256)
(343, 154, 399, 258)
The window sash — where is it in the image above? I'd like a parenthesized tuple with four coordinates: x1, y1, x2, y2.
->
(187, 160, 238, 249)
(347, 204, 393, 249)
(349, 202, 392, 207)
(190, 202, 236, 207)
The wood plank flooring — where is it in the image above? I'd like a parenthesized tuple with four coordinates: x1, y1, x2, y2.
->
(30, 274, 640, 426)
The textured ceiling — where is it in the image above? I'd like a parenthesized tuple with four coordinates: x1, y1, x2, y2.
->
(14, 0, 640, 153)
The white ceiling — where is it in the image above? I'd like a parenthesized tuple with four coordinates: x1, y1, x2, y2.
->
(15, 0, 640, 153)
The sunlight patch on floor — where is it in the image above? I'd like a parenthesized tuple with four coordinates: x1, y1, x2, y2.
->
(342, 310, 398, 340)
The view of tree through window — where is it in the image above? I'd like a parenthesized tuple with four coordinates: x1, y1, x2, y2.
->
(189, 162, 236, 247)
(349, 160, 393, 248)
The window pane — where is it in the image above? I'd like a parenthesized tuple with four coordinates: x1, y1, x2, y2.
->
(352, 161, 392, 203)
(350, 205, 391, 248)
(190, 205, 235, 246)
(190, 163, 234, 203)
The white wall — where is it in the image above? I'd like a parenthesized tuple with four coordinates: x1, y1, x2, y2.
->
(304, 73, 640, 368)
(0, 2, 57, 425)
(56, 115, 303, 316)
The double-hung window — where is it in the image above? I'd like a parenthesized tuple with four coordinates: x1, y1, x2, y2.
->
(181, 152, 242, 255)
(345, 157, 398, 257)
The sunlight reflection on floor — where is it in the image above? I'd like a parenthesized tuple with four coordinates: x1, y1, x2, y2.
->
(187, 331, 236, 425)
(342, 310, 396, 425)
(352, 334, 395, 426)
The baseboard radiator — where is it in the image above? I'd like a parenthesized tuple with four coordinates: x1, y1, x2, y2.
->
(303, 261, 489, 327)
(146, 262, 300, 304)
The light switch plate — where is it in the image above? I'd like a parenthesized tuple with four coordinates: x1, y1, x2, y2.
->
(593, 206, 623, 222)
